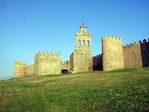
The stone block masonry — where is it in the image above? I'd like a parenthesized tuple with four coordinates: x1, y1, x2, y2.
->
(34, 52, 61, 75)
(140, 39, 149, 67)
(14, 61, 27, 78)
(123, 42, 142, 68)
(26, 64, 34, 76)
(70, 50, 92, 73)
(102, 36, 124, 71)
(70, 24, 93, 73)
(13, 24, 149, 78)
(93, 54, 102, 70)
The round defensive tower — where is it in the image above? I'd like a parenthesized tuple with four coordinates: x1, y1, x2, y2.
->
(102, 36, 124, 71)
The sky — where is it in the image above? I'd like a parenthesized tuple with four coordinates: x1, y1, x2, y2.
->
(0, 0, 149, 79)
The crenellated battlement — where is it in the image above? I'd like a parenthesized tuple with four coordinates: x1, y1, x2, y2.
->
(36, 51, 60, 56)
(123, 42, 140, 48)
(93, 54, 102, 59)
(15, 61, 27, 65)
(35, 51, 61, 59)
(139, 38, 149, 44)
(123, 38, 149, 49)
(13, 24, 149, 77)
(102, 35, 122, 41)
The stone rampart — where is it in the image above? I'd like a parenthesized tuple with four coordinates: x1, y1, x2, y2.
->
(26, 64, 34, 76)
(61, 61, 70, 74)
(14, 61, 27, 78)
(123, 42, 143, 68)
(102, 36, 124, 71)
(140, 39, 149, 67)
(34, 52, 61, 75)
(93, 54, 102, 70)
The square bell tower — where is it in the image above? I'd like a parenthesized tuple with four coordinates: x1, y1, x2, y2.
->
(76, 23, 92, 51)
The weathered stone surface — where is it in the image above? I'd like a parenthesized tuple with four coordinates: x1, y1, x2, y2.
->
(34, 52, 61, 75)
(102, 36, 124, 71)
(140, 39, 149, 67)
(123, 42, 143, 68)
(70, 24, 93, 73)
(70, 50, 92, 73)
(26, 64, 34, 76)
(93, 54, 103, 70)
(14, 61, 27, 78)
(13, 24, 149, 78)
(61, 60, 70, 74)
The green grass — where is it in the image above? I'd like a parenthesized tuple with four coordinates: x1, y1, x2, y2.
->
(0, 68, 149, 112)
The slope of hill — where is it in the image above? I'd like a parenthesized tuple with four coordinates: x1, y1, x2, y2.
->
(0, 68, 149, 112)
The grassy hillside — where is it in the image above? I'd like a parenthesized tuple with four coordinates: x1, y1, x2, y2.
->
(0, 68, 149, 112)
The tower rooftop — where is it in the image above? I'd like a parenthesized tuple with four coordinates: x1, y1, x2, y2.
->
(80, 23, 87, 29)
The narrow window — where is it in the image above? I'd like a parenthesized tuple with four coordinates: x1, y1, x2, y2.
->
(78, 40, 81, 46)
(83, 40, 86, 46)
(87, 40, 90, 46)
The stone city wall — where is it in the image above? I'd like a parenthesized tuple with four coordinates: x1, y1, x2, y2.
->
(123, 42, 142, 68)
(14, 61, 27, 78)
(61, 60, 70, 74)
(140, 39, 149, 67)
(102, 36, 124, 71)
(93, 54, 102, 70)
(34, 52, 61, 75)
(26, 64, 34, 76)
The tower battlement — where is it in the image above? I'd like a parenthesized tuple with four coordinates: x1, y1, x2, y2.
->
(102, 35, 122, 41)
(13, 23, 149, 78)
(35, 51, 61, 60)
(15, 61, 27, 65)
(35, 51, 60, 57)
